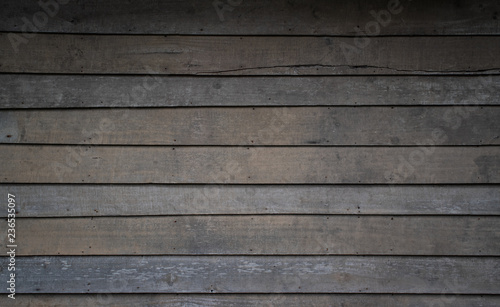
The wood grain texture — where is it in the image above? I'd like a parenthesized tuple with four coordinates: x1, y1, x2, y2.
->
(2, 34, 500, 75)
(2, 107, 499, 145)
(1, 0, 499, 35)
(1, 146, 498, 184)
(2, 184, 498, 217)
(1, 256, 498, 293)
(2, 216, 498, 256)
(2, 75, 499, 108)
(2, 294, 499, 306)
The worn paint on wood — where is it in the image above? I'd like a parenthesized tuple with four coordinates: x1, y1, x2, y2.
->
(2, 216, 498, 256)
(2, 35, 500, 75)
(1, 256, 498, 293)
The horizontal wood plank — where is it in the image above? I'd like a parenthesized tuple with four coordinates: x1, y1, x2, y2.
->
(2, 294, 499, 306)
(1, 256, 498, 293)
(2, 107, 499, 145)
(2, 75, 500, 108)
(2, 184, 498, 217)
(1, 0, 499, 35)
(2, 216, 498, 255)
(0, 146, 498, 184)
(2, 35, 500, 75)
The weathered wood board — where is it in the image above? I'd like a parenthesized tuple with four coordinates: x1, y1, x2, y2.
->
(2, 216, 498, 255)
(2, 35, 500, 75)
(1, 107, 499, 145)
(1, 184, 498, 217)
(1, 0, 499, 35)
(1, 294, 499, 306)
(1, 146, 498, 184)
(2, 75, 499, 108)
(1, 256, 498, 293)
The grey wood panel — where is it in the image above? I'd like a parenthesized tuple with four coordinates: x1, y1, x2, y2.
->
(2, 294, 499, 306)
(1, 0, 499, 35)
(2, 75, 500, 108)
(1, 146, 499, 184)
(1, 256, 498, 293)
(2, 35, 500, 75)
(2, 107, 499, 145)
(2, 216, 498, 255)
(2, 185, 498, 217)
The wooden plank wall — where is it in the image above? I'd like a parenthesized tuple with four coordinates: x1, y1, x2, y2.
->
(0, 0, 499, 305)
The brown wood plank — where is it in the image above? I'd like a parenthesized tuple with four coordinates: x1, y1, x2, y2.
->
(2, 294, 499, 306)
(2, 184, 498, 217)
(2, 216, 498, 256)
(1, 146, 498, 184)
(2, 75, 499, 108)
(1, 0, 499, 35)
(2, 107, 499, 145)
(2, 34, 500, 75)
(1, 256, 498, 293)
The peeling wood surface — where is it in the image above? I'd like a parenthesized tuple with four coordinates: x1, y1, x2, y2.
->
(2, 216, 498, 256)
(1, 146, 499, 184)
(1, 256, 499, 294)
(1, 0, 499, 35)
(2, 184, 498, 217)
(2, 75, 500, 108)
(2, 35, 500, 75)
(1, 107, 499, 145)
